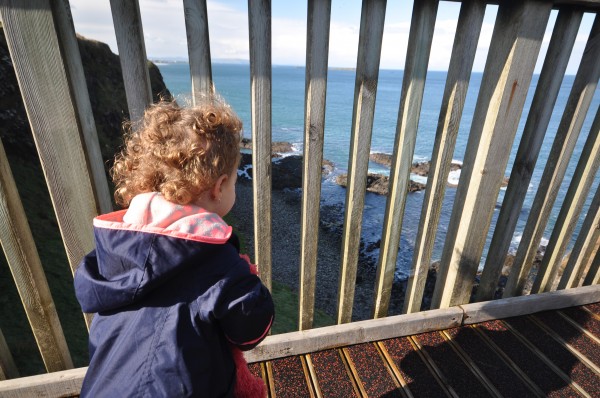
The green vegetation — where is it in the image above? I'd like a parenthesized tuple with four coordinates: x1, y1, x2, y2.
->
(271, 281, 334, 334)
(224, 213, 335, 334)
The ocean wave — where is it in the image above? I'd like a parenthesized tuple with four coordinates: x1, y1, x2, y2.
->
(447, 169, 461, 186)
(238, 164, 252, 180)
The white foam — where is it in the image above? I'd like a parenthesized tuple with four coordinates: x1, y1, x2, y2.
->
(447, 169, 461, 186)
(238, 164, 253, 180)
(411, 175, 428, 185)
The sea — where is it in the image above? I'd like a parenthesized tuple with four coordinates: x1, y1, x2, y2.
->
(158, 62, 600, 280)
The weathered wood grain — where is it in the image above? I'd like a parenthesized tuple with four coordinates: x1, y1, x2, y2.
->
(337, 0, 387, 324)
(533, 104, 600, 293)
(52, 0, 112, 215)
(248, 0, 273, 290)
(109, 0, 153, 123)
(247, 307, 463, 363)
(583, 247, 600, 286)
(461, 285, 600, 324)
(373, 0, 440, 319)
(183, 0, 214, 103)
(0, 140, 72, 372)
(477, 8, 583, 301)
(431, 0, 552, 308)
(504, 14, 600, 297)
(0, 367, 85, 398)
(561, 200, 600, 289)
(402, 0, 485, 315)
(299, 0, 331, 331)
(0, 0, 98, 278)
(0, 328, 18, 380)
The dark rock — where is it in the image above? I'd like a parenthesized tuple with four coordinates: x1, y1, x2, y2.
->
(370, 152, 393, 167)
(272, 156, 303, 190)
(336, 173, 426, 195)
(238, 153, 334, 189)
(240, 138, 294, 154)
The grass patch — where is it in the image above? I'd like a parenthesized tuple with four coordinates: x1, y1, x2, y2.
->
(271, 281, 334, 334)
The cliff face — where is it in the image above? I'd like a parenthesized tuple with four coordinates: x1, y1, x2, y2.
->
(0, 28, 171, 164)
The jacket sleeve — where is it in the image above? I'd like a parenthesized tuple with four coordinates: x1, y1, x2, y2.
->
(213, 261, 275, 351)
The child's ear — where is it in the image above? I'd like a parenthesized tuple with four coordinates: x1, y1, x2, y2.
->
(211, 174, 229, 200)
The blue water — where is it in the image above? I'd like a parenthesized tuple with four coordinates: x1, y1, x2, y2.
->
(158, 62, 600, 279)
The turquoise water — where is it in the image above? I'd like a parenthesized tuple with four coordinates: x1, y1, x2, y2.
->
(158, 62, 600, 279)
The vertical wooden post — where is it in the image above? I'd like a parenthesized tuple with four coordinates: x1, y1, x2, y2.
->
(542, 105, 600, 292)
(337, 0, 386, 324)
(51, 0, 113, 215)
(183, 0, 214, 103)
(0, 0, 98, 280)
(109, 0, 153, 122)
(583, 247, 600, 286)
(299, 0, 331, 331)
(248, 0, 272, 290)
(559, 170, 600, 289)
(403, 0, 485, 314)
(0, 328, 18, 380)
(477, 9, 583, 301)
(373, 0, 440, 319)
(0, 139, 73, 372)
(431, 0, 552, 309)
(504, 15, 600, 297)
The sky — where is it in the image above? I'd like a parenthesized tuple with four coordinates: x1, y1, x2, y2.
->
(68, 0, 596, 74)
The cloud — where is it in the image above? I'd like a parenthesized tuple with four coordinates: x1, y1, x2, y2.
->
(67, 0, 589, 75)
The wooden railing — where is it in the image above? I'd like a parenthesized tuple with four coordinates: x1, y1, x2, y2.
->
(0, 0, 599, 393)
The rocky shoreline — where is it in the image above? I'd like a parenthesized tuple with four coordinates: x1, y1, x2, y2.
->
(233, 143, 538, 321)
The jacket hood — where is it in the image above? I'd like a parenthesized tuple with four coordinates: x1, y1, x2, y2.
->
(75, 192, 235, 313)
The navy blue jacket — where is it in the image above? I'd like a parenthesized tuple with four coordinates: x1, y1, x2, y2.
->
(74, 194, 274, 397)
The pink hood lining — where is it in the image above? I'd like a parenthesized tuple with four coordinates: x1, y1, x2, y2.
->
(93, 192, 233, 244)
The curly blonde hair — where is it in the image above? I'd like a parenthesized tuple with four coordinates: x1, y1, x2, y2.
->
(112, 99, 242, 207)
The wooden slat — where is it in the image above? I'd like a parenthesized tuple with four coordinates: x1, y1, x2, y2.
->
(583, 245, 600, 286)
(245, 307, 463, 363)
(431, 1, 552, 309)
(299, 0, 331, 331)
(52, 0, 112, 215)
(303, 355, 324, 398)
(531, 314, 600, 375)
(505, 14, 600, 297)
(469, 324, 547, 396)
(183, 0, 214, 102)
(559, 179, 600, 289)
(340, 348, 370, 397)
(533, 104, 600, 293)
(337, 0, 387, 325)
(0, 367, 85, 398)
(248, 0, 272, 290)
(109, 0, 152, 123)
(0, 139, 72, 372)
(403, 0, 485, 315)
(407, 335, 460, 397)
(460, 284, 600, 325)
(439, 330, 503, 397)
(373, 0, 439, 319)
(0, 0, 98, 279)
(477, 8, 583, 301)
(501, 320, 589, 396)
(0, 328, 18, 380)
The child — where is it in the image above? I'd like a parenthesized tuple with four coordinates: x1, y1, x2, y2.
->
(74, 99, 274, 397)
